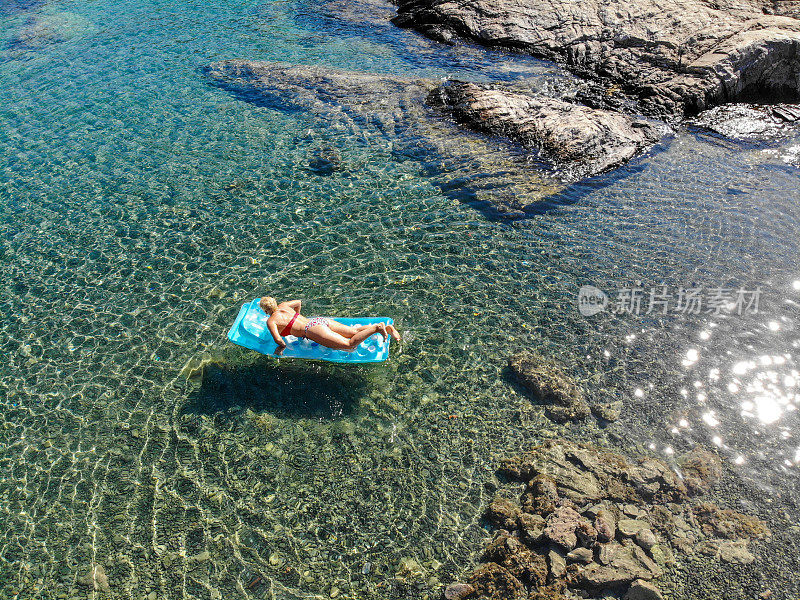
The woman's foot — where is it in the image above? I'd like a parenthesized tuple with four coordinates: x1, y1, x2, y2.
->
(376, 322, 388, 340)
(386, 324, 402, 341)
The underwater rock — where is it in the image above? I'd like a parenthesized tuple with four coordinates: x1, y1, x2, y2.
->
(307, 145, 344, 175)
(76, 564, 111, 592)
(429, 80, 663, 179)
(483, 532, 549, 586)
(508, 352, 590, 423)
(591, 401, 623, 422)
(522, 474, 561, 516)
(466, 562, 526, 600)
(205, 59, 572, 217)
(624, 579, 664, 600)
(448, 440, 769, 599)
(396, 556, 425, 580)
(690, 103, 800, 140)
(392, 0, 800, 117)
(9, 11, 92, 51)
(690, 502, 770, 540)
(444, 582, 475, 600)
(486, 495, 521, 530)
(499, 440, 688, 505)
(678, 448, 723, 495)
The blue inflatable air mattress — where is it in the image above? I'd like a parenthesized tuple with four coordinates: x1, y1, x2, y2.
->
(227, 299, 393, 363)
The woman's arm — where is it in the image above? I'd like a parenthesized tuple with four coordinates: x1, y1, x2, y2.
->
(286, 299, 302, 313)
(267, 319, 286, 347)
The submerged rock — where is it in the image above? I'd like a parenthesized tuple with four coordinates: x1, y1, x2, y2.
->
(624, 579, 664, 600)
(430, 80, 663, 179)
(467, 562, 526, 600)
(690, 103, 800, 140)
(76, 564, 111, 592)
(591, 401, 623, 422)
(499, 440, 688, 505)
(446, 441, 769, 600)
(9, 11, 93, 51)
(392, 0, 800, 116)
(307, 145, 344, 175)
(205, 59, 571, 216)
(508, 352, 590, 422)
(678, 447, 723, 495)
(444, 582, 475, 600)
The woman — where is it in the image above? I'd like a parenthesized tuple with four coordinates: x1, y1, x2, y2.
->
(259, 296, 401, 351)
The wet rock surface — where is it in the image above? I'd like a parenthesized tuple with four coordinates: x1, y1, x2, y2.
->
(689, 103, 800, 140)
(392, 0, 800, 117)
(206, 59, 574, 216)
(429, 80, 664, 179)
(206, 60, 665, 217)
(447, 441, 769, 600)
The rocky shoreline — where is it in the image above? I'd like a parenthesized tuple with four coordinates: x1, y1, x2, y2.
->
(392, 0, 800, 118)
(444, 441, 769, 600)
(205, 0, 800, 216)
(206, 60, 664, 216)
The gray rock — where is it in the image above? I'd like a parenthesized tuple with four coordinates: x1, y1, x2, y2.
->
(76, 565, 111, 593)
(624, 579, 664, 600)
(634, 528, 658, 551)
(617, 519, 650, 537)
(544, 506, 584, 550)
(570, 545, 655, 589)
(547, 546, 567, 582)
(717, 540, 756, 564)
(567, 547, 594, 564)
(499, 440, 689, 506)
(205, 60, 571, 217)
(393, 0, 800, 116)
(430, 81, 663, 179)
(591, 401, 623, 422)
(444, 582, 475, 600)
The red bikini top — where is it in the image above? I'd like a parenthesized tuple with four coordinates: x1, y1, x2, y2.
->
(280, 312, 299, 337)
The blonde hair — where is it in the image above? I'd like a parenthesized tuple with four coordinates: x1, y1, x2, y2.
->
(259, 296, 278, 315)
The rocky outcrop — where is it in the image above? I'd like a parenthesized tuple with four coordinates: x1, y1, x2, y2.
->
(509, 352, 626, 424)
(392, 0, 800, 117)
(429, 81, 663, 179)
(690, 103, 800, 139)
(206, 60, 660, 216)
(452, 441, 769, 600)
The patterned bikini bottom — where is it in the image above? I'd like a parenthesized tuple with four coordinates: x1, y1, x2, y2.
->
(303, 317, 330, 336)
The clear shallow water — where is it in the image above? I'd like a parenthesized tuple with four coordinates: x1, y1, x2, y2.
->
(1, 0, 800, 598)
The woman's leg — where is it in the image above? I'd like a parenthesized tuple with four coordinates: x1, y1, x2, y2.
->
(305, 323, 381, 351)
(385, 324, 402, 341)
(326, 319, 369, 338)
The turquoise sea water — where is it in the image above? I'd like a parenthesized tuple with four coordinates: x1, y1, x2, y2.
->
(1, 0, 800, 597)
